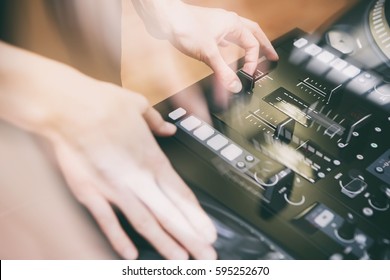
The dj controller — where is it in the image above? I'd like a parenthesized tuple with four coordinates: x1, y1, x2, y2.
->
(124, 0, 390, 259)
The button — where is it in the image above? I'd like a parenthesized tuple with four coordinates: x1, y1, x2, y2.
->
(362, 207, 373, 217)
(329, 58, 348, 71)
(245, 155, 255, 162)
(293, 38, 308, 48)
(168, 107, 186, 120)
(221, 144, 243, 161)
(318, 172, 325, 179)
(236, 161, 246, 169)
(193, 125, 214, 141)
(304, 44, 322, 56)
(375, 166, 384, 174)
(314, 209, 334, 228)
(206, 134, 228, 151)
(316, 50, 335, 63)
(333, 159, 341, 166)
(342, 65, 361, 78)
(180, 116, 201, 131)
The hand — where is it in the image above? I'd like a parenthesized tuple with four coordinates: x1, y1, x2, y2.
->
(132, 0, 279, 94)
(0, 42, 217, 260)
(47, 76, 218, 260)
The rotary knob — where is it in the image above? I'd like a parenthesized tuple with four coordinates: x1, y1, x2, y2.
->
(369, 185, 390, 211)
(337, 213, 357, 241)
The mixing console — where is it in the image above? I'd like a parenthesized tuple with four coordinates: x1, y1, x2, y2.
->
(151, 28, 390, 259)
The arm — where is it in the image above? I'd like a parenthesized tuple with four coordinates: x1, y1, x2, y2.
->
(0, 40, 217, 260)
(131, 0, 279, 94)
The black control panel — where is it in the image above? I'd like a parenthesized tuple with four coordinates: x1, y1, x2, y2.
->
(153, 28, 390, 260)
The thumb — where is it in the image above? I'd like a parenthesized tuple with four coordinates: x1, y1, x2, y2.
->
(143, 106, 177, 136)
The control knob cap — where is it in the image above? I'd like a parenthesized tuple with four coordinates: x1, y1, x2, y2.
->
(337, 213, 357, 241)
(370, 185, 390, 210)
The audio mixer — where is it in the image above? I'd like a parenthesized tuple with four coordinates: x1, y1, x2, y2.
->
(127, 1, 390, 260)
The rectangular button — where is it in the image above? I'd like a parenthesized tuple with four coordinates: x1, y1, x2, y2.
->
(220, 144, 243, 161)
(180, 116, 201, 131)
(207, 134, 228, 151)
(313, 209, 334, 228)
(342, 65, 361, 78)
(169, 107, 186, 120)
(329, 58, 348, 71)
(293, 38, 308, 48)
(193, 125, 214, 141)
(316, 51, 335, 64)
(304, 44, 322, 56)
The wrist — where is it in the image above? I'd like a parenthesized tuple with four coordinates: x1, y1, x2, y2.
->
(131, 0, 185, 39)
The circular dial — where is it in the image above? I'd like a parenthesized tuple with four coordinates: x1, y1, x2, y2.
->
(369, 0, 390, 60)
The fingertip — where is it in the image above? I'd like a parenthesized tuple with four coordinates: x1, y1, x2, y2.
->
(264, 45, 279, 61)
(204, 225, 218, 244)
(162, 122, 177, 135)
(228, 79, 242, 93)
(122, 246, 139, 260)
(242, 62, 257, 76)
(170, 249, 190, 260)
(198, 246, 218, 260)
(269, 50, 279, 61)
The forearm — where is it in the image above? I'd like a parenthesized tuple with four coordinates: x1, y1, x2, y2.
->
(130, 0, 184, 38)
(0, 41, 91, 135)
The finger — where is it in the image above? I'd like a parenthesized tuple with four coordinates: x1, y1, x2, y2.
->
(143, 106, 177, 136)
(54, 141, 138, 259)
(82, 194, 139, 260)
(114, 184, 190, 260)
(226, 25, 260, 75)
(128, 172, 217, 259)
(156, 163, 217, 244)
(240, 17, 279, 61)
(200, 43, 242, 94)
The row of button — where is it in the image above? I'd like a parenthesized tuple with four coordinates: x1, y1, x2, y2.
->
(168, 108, 258, 170)
(292, 37, 390, 109)
(293, 37, 361, 79)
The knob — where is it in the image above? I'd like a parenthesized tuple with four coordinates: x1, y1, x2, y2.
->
(237, 69, 255, 93)
(274, 118, 296, 144)
(369, 185, 390, 211)
(368, 238, 390, 260)
(337, 213, 357, 241)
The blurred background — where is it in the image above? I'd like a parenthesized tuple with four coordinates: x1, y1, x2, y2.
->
(0, 0, 357, 259)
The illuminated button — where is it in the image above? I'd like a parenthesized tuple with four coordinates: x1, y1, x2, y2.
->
(314, 209, 334, 228)
(221, 144, 243, 161)
(317, 51, 335, 63)
(293, 38, 308, 48)
(362, 207, 373, 217)
(330, 58, 348, 71)
(193, 125, 214, 141)
(342, 65, 361, 78)
(304, 44, 322, 56)
(168, 107, 186, 120)
(180, 116, 201, 131)
(375, 166, 384, 174)
(206, 134, 228, 151)
(245, 155, 255, 162)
